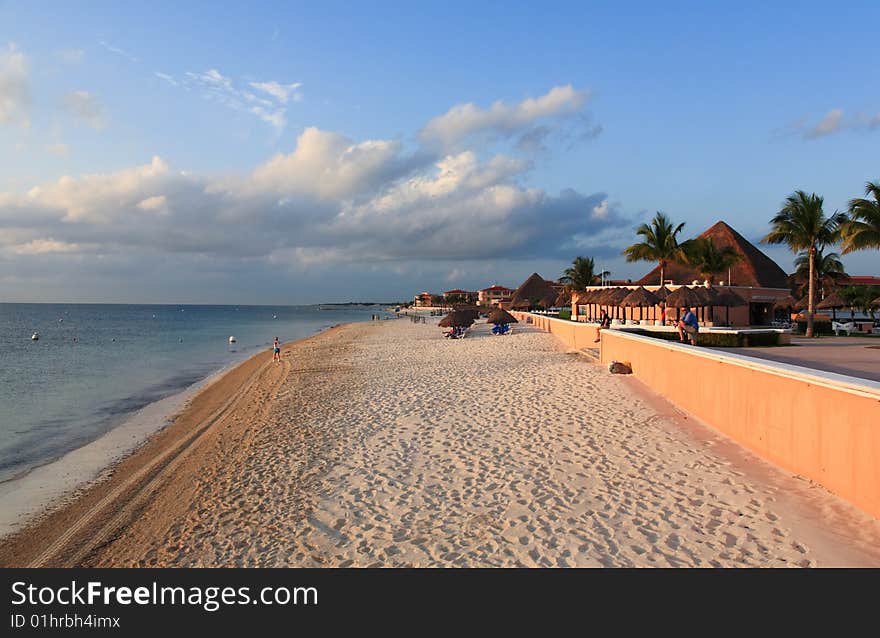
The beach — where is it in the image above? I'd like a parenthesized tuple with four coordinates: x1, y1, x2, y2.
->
(2, 317, 880, 568)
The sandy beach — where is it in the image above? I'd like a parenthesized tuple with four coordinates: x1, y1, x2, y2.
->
(2, 317, 879, 568)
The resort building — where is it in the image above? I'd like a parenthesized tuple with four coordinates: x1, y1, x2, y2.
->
(413, 292, 435, 307)
(572, 221, 792, 326)
(443, 289, 478, 304)
(478, 285, 514, 307)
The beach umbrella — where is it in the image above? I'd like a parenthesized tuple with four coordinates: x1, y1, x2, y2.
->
(773, 295, 797, 310)
(487, 308, 518, 325)
(438, 310, 475, 328)
(619, 286, 660, 322)
(817, 290, 847, 321)
(452, 304, 480, 321)
(694, 286, 722, 323)
(793, 296, 809, 311)
(598, 287, 631, 320)
(664, 286, 706, 310)
(714, 288, 747, 326)
(654, 285, 672, 301)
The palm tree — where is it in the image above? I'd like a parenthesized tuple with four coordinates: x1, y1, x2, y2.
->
(793, 247, 847, 299)
(622, 212, 686, 286)
(762, 191, 846, 337)
(841, 180, 880, 253)
(679, 237, 742, 284)
(559, 256, 607, 289)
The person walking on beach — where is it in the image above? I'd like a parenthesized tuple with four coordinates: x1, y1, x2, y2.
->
(594, 310, 611, 343)
(272, 336, 281, 362)
(678, 307, 699, 345)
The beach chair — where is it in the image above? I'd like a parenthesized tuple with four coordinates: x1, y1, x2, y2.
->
(832, 321, 855, 336)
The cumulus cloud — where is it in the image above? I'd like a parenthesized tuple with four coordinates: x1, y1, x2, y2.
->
(0, 43, 29, 126)
(419, 84, 589, 149)
(63, 90, 105, 129)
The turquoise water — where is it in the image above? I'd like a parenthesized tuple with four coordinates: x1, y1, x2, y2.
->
(0, 303, 385, 482)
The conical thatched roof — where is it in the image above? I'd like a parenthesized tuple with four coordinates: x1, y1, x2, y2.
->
(715, 288, 748, 307)
(438, 310, 475, 327)
(592, 287, 630, 306)
(619, 286, 660, 308)
(452, 304, 480, 320)
(636, 221, 789, 288)
(695, 286, 722, 306)
(574, 289, 601, 304)
(773, 295, 797, 310)
(487, 308, 518, 324)
(793, 296, 809, 310)
(555, 289, 572, 307)
(509, 273, 558, 309)
(664, 286, 707, 308)
(817, 291, 847, 309)
(871, 296, 880, 308)
(654, 285, 672, 300)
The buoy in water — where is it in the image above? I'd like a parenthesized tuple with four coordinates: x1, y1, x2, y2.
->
(228, 336, 237, 344)
(31, 332, 39, 341)
(273, 315, 277, 319)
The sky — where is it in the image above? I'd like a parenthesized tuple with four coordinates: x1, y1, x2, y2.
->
(1, 0, 878, 304)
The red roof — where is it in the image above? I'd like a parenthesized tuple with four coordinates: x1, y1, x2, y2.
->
(840, 276, 880, 286)
(480, 285, 513, 292)
(443, 289, 472, 295)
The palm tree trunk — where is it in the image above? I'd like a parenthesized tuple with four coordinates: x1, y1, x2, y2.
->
(659, 261, 665, 287)
(806, 246, 815, 337)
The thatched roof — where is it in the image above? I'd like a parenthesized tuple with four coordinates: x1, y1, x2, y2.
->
(654, 285, 672, 300)
(872, 296, 880, 308)
(714, 288, 748, 307)
(664, 286, 707, 308)
(555, 289, 572, 307)
(619, 286, 660, 308)
(695, 286, 722, 306)
(793, 297, 809, 310)
(817, 291, 848, 309)
(636, 221, 789, 288)
(487, 308, 518, 324)
(600, 287, 633, 305)
(509, 273, 558, 308)
(773, 295, 797, 310)
(438, 310, 475, 327)
(574, 289, 602, 304)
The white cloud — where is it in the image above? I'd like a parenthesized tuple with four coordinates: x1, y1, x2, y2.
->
(63, 90, 105, 129)
(136, 195, 168, 213)
(99, 41, 138, 63)
(591, 199, 609, 219)
(154, 71, 178, 87)
(807, 108, 844, 138)
(13, 238, 83, 255)
(420, 84, 589, 148)
(184, 68, 291, 131)
(0, 43, 30, 127)
(249, 80, 302, 104)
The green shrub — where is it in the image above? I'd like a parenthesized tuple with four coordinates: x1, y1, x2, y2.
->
(558, 308, 572, 320)
(795, 320, 834, 336)
(624, 328, 780, 347)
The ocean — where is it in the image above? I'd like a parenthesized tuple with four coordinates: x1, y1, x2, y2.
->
(0, 303, 387, 484)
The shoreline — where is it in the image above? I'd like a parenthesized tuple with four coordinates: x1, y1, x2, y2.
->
(0, 322, 349, 547)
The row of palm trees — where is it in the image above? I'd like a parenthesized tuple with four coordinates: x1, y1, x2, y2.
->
(560, 180, 880, 337)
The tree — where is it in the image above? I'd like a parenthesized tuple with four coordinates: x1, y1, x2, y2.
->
(679, 237, 742, 284)
(622, 212, 686, 286)
(559, 256, 607, 289)
(762, 191, 846, 337)
(841, 180, 880, 253)
(793, 247, 847, 299)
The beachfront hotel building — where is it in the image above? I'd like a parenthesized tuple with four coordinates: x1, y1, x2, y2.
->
(572, 221, 793, 326)
(478, 285, 514, 307)
(443, 289, 478, 304)
(413, 292, 435, 307)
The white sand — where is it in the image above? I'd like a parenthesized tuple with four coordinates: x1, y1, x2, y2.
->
(103, 317, 880, 567)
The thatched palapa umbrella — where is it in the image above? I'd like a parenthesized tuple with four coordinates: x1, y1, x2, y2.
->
(793, 296, 809, 311)
(817, 291, 847, 321)
(773, 295, 797, 310)
(871, 296, 880, 308)
(619, 286, 660, 322)
(555, 289, 571, 308)
(654, 285, 672, 301)
(598, 287, 631, 320)
(487, 308, 518, 325)
(438, 310, 475, 328)
(664, 286, 706, 323)
(714, 288, 747, 326)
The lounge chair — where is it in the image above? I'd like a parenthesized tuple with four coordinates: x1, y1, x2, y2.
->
(832, 321, 855, 336)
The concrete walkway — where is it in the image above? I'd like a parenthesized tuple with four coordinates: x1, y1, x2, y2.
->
(724, 336, 880, 382)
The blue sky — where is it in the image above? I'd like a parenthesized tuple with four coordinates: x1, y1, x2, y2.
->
(1, 1, 877, 303)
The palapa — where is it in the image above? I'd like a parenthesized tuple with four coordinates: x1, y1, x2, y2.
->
(438, 310, 475, 328)
(509, 273, 559, 309)
(772, 295, 797, 310)
(664, 286, 706, 309)
(487, 308, 518, 325)
(619, 286, 660, 308)
(816, 291, 847, 309)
